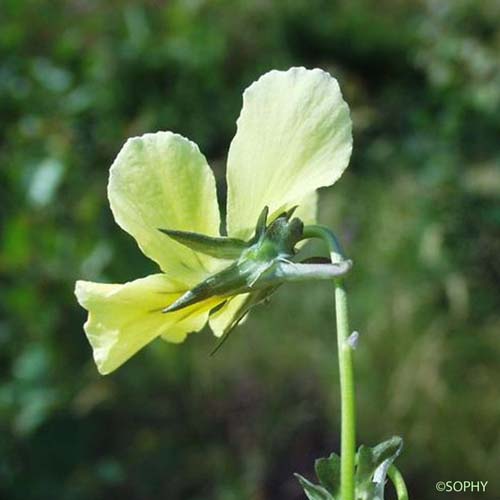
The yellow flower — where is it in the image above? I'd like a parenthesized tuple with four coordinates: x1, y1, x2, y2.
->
(75, 67, 352, 374)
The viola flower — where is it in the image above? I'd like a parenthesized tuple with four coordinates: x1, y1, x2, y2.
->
(75, 67, 352, 374)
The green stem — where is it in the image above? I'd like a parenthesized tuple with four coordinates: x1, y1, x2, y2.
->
(334, 278, 356, 500)
(388, 465, 409, 500)
(302, 225, 356, 500)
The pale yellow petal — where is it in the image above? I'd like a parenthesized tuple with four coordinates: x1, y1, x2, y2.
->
(226, 67, 352, 239)
(75, 274, 217, 374)
(208, 294, 249, 338)
(108, 131, 223, 286)
(294, 190, 318, 227)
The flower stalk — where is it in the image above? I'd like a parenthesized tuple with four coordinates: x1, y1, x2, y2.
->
(302, 225, 356, 500)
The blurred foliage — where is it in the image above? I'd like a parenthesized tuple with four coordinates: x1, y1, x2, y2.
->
(1, 0, 500, 499)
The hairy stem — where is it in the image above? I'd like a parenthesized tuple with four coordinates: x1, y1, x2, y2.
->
(302, 225, 355, 500)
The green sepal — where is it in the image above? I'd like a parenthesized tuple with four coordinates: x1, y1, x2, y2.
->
(315, 452, 341, 498)
(159, 206, 271, 261)
(161, 205, 351, 315)
(162, 208, 305, 313)
(263, 215, 303, 255)
(251, 205, 269, 243)
(163, 258, 351, 313)
(285, 205, 299, 219)
(355, 436, 403, 500)
(163, 259, 272, 313)
(294, 474, 334, 500)
(158, 228, 249, 259)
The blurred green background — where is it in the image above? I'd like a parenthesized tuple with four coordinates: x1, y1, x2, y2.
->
(1, 0, 500, 499)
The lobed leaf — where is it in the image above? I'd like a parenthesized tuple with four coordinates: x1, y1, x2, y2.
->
(355, 436, 403, 500)
(295, 473, 334, 500)
(315, 452, 341, 498)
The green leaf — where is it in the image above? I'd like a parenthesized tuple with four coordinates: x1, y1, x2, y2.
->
(355, 436, 403, 500)
(315, 452, 341, 498)
(158, 228, 249, 259)
(296, 438, 405, 500)
(294, 474, 334, 500)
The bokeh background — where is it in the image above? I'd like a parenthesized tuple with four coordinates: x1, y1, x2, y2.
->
(2, 1, 500, 499)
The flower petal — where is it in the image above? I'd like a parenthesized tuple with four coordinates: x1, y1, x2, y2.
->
(295, 190, 318, 227)
(75, 274, 218, 374)
(226, 67, 352, 239)
(108, 131, 222, 286)
(208, 294, 249, 338)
